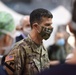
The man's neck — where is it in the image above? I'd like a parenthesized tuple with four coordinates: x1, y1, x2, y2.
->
(29, 31, 42, 45)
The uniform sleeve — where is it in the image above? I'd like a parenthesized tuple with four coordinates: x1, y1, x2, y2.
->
(5, 44, 26, 75)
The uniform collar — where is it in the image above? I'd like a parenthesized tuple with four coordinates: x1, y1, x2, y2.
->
(24, 35, 46, 54)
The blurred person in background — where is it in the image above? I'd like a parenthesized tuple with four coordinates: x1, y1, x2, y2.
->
(0, 11, 15, 75)
(0, 11, 15, 56)
(56, 25, 73, 54)
(66, 21, 76, 59)
(68, 22, 76, 48)
(16, 15, 31, 42)
(48, 32, 66, 67)
(48, 29, 72, 67)
(69, 0, 76, 48)
(2, 8, 53, 75)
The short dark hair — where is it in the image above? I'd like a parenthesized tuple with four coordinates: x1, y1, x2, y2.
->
(30, 8, 53, 27)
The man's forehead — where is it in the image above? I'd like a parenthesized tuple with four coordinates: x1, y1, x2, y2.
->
(56, 33, 64, 38)
(23, 16, 29, 20)
(41, 17, 52, 23)
(42, 17, 52, 20)
(20, 16, 30, 25)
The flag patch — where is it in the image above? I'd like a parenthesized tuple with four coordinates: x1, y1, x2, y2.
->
(5, 55, 14, 62)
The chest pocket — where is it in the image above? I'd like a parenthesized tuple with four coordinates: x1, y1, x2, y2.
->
(21, 44, 39, 75)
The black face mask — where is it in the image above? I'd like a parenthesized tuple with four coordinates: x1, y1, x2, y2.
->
(39, 26, 53, 40)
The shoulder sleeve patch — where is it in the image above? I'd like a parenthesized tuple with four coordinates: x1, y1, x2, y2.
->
(5, 55, 14, 62)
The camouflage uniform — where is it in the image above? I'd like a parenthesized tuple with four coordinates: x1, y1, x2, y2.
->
(4, 35, 49, 75)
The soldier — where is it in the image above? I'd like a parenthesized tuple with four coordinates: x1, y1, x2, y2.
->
(3, 8, 53, 75)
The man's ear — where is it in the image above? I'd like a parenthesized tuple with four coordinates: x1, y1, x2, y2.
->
(33, 23, 40, 30)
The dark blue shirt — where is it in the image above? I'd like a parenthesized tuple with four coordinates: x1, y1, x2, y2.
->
(37, 63, 76, 75)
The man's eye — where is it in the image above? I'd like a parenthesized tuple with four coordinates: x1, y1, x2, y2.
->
(46, 25, 50, 26)
(45, 24, 52, 27)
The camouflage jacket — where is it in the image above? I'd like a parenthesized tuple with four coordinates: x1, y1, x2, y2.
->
(5, 36, 49, 75)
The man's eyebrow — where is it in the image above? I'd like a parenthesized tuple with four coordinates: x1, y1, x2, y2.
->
(45, 23, 52, 26)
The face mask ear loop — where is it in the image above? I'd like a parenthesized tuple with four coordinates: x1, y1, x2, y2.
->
(36, 24, 42, 33)
(37, 29, 40, 33)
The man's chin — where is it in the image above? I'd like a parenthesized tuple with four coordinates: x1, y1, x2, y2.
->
(43, 37, 50, 40)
